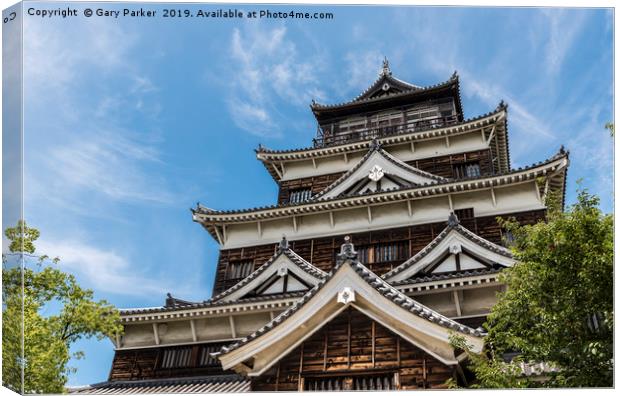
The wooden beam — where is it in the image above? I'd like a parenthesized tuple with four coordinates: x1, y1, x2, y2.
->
(448, 194, 454, 211)
(257, 221, 262, 237)
(534, 181, 543, 203)
(190, 319, 197, 342)
(270, 311, 275, 320)
(407, 200, 413, 217)
(490, 188, 497, 207)
(367, 206, 373, 223)
(481, 128, 486, 142)
(271, 164, 283, 179)
(222, 225, 227, 243)
(371, 321, 376, 368)
(410, 141, 415, 153)
(152, 323, 160, 345)
(229, 316, 237, 338)
(445, 136, 450, 147)
(486, 124, 497, 146)
(344, 152, 349, 163)
(213, 226, 224, 245)
(347, 310, 352, 368)
(453, 290, 462, 317)
(292, 216, 298, 232)
(323, 328, 328, 371)
(329, 211, 334, 228)
(312, 158, 317, 169)
(115, 333, 121, 349)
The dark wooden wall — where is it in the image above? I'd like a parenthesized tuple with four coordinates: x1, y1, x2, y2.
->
(212, 209, 546, 294)
(251, 307, 455, 391)
(277, 149, 494, 204)
(108, 342, 230, 382)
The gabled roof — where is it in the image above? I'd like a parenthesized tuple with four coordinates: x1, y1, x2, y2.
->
(382, 213, 515, 283)
(310, 60, 462, 119)
(312, 140, 447, 200)
(215, 238, 484, 375)
(193, 149, 568, 232)
(210, 236, 327, 303)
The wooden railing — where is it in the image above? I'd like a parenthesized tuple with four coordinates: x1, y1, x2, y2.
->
(313, 115, 459, 148)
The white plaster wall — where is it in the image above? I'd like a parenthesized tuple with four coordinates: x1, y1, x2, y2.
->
(159, 320, 192, 344)
(195, 316, 233, 340)
(122, 323, 156, 347)
(234, 313, 272, 337)
(413, 292, 458, 317)
(460, 285, 503, 316)
(221, 182, 545, 249)
(279, 130, 490, 181)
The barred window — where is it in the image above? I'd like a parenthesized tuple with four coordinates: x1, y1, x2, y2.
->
(356, 242, 408, 264)
(453, 162, 481, 178)
(160, 347, 192, 369)
(304, 374, 396, 391)
(289, 188, 312, 204)
(454, 208, 474, 220)
(227, 260, 253, 280)
(198, 345, 220, 367)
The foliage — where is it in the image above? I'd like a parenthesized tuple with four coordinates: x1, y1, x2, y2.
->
(447, 333, 532, 389)
(2, 221, 123, 393)
(473, 188, 613, 388)
(604, 122, 614, 137)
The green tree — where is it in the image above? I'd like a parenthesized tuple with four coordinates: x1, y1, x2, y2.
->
(455, 189, 613, 388)
(2, 221, 123, 393)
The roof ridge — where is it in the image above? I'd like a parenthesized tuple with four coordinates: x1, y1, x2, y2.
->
(195, 149, 568, 217)
(208, 239, 326, 302)
(381, 215, 513, 281)
(216, 250, 483, 357)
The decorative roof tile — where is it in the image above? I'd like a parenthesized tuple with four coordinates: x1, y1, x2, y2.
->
(209, 236, 327, 302)
(216, 242, 484, 357)
(382, 214, 513, 281)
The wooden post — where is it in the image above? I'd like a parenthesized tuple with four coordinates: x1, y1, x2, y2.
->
(323, 328, 328, 371)
(347, 309, 352, 368)
(371, 321, 376, 368)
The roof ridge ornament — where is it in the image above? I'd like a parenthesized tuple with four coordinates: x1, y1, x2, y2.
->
(278, 235, 289, 252)
(380, 56, 392, 76)
(451, 70, 459, 80)
(369, 137, 382, 151)
(448, 212, 460, 227)
(337, 236, 358, 261)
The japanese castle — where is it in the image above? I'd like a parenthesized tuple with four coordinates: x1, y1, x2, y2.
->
(76, 60, 568, 393)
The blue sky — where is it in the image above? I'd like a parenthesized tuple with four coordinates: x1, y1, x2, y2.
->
(3, 2, 613, 387)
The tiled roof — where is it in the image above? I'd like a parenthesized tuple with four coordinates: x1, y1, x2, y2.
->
(194, 149, 568, 221)
(119, 290, 305, 316)
(217, 244, 484, 357)
(69, 375, 250, 394)
(209, 237, 327, 302)
(311, 140, 447, 200)
(310, 71, 458, 111)
(390, 267, 503, 287)
(381, 213, 513, 281)
(256, 104, 502, 157)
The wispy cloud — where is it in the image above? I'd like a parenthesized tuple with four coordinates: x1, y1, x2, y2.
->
(542, 9, 587, 75)
(24, 20, 175, 212)
(225, 24, 325, 137)
(35, 238, 190, 299)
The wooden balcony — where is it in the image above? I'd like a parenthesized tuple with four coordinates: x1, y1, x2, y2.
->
(313, 115, 459, 148)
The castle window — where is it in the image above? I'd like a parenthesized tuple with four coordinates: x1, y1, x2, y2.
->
(160, 347, 192, 369)
(304, 373, 396, 391)
(454, 208, 474, 220)
(227, 260, 253, 280)
(198, 345, 221, 367)
(288, 188, 312, 204)
(356, 242, 408, 264)
(453, 162, 481, 178)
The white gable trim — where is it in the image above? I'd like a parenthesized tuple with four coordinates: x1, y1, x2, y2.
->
(320, 149, 445, 200)
(218, 262, 483, 375)
(219, 254, 322, 302)
(384, 229, 515, 283)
